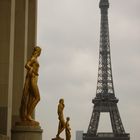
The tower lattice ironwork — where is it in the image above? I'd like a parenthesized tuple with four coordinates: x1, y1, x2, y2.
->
(83, 0, 130, 140)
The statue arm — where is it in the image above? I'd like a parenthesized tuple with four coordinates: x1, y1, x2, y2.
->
(25, 57, 35, 72)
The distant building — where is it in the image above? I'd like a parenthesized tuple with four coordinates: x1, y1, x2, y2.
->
(76, 131, 83, 140)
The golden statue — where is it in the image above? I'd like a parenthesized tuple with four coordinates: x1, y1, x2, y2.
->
(19, 46, 41, 125)
(65, 117, 71, 140)
(56, 99, 65, 138)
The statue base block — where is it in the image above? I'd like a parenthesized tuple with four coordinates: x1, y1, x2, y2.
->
(15, 120, 40, 126)
(52, 137, 64, 140)
(11, 125, 43, 140)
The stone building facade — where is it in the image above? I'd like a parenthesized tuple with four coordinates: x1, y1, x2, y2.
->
(0, 0, 37, 139)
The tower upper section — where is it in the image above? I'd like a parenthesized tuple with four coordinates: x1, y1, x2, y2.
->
(99, 0, 109, 15)
(99, 0, 109, 8)
(95, 0, 115, 97)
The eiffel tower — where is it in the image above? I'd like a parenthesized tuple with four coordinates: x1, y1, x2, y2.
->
(83, 0, 130, 140)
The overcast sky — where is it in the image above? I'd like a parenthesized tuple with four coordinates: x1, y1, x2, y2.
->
(36, 0, 140, 140)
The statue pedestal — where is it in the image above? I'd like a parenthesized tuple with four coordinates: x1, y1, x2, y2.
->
(52, 137, 64, 140)
(11, 125, 43, 140)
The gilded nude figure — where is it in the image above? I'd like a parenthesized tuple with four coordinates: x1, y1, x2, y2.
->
(56, 99, 65, 138)
(65, 117, 71, 140)
(19, 46, 41, 124)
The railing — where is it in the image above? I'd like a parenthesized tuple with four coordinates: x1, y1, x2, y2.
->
(97, 133, 114, 137)
(97, 133, 130, 138)
(83, 133, 130, 138)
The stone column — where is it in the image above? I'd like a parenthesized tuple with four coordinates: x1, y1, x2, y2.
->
(27, 0, 37, 58)
(11, 0, 43, 140)
(0, 0, 15, 139)
(12, 0, 38, 125)
(0, 0, 38, 140)
(12, 0, 28, 126)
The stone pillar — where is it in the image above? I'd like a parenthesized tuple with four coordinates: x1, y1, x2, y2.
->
(27, 0, 37, 58)
(12, 0, 28, 126)
(11, 0, 41, 140)
(0, 0, 38, 139)
(12, 0, 37, 126)
(0, 0, 15, 139)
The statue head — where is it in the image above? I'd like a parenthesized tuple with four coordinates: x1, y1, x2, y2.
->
(33, 46, 41, 56)
(66, 117, 70, 121)
(59, 98, 64, 104)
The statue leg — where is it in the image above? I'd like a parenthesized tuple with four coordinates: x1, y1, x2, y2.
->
(26, 76, 40, 121)
(26, 87, 34, 121)
(65, 130, 71, 140)
(56, 121, 61, 137)
(20, 76, 30, 121)
(56, 120, 65, 137)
